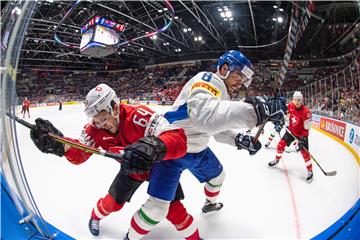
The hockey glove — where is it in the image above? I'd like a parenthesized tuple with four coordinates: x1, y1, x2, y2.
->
(123, 136, 167, 173)
(245, 96, 287, 126)
(235, 133, 262, 155)
(30, 118, 65, 157)
(297, 137, 308, 151)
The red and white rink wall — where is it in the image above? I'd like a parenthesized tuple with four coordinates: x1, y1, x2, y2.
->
(311, 114, 359, 239)
(312, 115, 359, 163)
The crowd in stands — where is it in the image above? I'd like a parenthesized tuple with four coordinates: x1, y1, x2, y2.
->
(305, 60, 359, 124)
(16, 57, 360, 125)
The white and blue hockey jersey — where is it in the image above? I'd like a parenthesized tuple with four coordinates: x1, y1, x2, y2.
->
(164, 71, 257, 153)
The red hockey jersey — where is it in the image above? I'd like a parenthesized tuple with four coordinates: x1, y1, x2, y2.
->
(287, 102, 312, 137)
(23, 100, 30, 108)
(64, 104, 187, 180)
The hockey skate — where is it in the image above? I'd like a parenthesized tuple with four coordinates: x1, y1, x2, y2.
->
(88, 218, 100, 236)
(202, 200, 223, 213)
(265, 142, 270, 148)
(268, 160, 279, 167)
(306, 170, 313, 183)
(285, 146, 291, 153)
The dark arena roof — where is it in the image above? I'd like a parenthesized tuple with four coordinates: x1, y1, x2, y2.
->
(1, 0, 359, 72)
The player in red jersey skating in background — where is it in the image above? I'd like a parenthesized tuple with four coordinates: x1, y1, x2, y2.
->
(22, 97, 30, 119)
(268, 91, 314, 183)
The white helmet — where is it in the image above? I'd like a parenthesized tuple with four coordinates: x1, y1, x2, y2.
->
(293, 91, 303, 100)
(84, 83, 119, 118)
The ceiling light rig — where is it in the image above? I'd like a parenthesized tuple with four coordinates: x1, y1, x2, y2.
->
(54, 0, 175, 57)
(218, 6, 233, 21)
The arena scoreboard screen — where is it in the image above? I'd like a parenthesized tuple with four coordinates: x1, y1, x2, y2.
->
(80, 16, 126, 58)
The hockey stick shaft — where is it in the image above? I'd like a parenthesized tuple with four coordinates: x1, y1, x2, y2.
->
(285, 128, 336, 176)
(252, 120, 267, 143)
(252, 109, 285, 143)
(6, 113, 123, 163)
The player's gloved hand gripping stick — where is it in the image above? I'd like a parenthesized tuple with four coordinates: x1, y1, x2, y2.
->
(7, 113, 124, 163)
(244, 96, 287, 143)
(285, 127, 337, 176)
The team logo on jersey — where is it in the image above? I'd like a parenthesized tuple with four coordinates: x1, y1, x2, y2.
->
(191, 81, 221, 97)
(95, 86, 102, 91)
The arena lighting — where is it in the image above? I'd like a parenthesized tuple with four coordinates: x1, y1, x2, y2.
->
(194, 36, 202, 42)
(273, 5, 278, 9)
(140, 47, 144, 51)
(219, 6, 232, 21)
(277, 17, 283, 23)
(55, 0, 175, 56)
(11, 7, 22, 15)
(279, 8, 284, 12)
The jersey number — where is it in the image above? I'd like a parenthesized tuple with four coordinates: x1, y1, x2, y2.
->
(201, 73, 212, 82)
(133, 108, 152, 127)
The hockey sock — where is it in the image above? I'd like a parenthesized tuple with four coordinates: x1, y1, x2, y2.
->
(300, 149, 312, 171)
(204, 170, 225, 203)
(91, 194, 124, 220)
(128, 197, 170, 240)
(275, 139, 287, 161)
(167, 200, 200, 240)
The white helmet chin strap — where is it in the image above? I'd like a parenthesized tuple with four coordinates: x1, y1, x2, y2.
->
(111, 103, 120, 125)
(216, 66, 230, 80)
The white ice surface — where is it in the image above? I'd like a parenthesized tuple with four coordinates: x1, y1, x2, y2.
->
(15, 104, 359, 239)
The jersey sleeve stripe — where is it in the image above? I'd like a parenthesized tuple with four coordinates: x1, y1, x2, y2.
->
(163, 103, 189, 124)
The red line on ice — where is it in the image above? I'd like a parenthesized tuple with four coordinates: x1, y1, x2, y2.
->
(281, 160, 301, 239)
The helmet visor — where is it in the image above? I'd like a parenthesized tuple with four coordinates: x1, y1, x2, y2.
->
(230, 64, 254, 88)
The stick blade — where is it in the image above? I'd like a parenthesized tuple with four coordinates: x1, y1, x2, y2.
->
(325, 171, 337, 176)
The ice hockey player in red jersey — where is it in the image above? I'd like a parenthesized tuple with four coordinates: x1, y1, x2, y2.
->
(268, 91, 313, 182)
(29, 83, 203, 239)
(22, 97, 30, 118)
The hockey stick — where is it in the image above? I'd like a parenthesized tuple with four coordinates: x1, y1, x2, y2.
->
(5, 112, 123, 163)
(252, 109, 285, 143)
(285, 128, 337, 176)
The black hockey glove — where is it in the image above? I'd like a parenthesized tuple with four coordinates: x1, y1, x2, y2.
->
(30, 118, 65, 157)
(245, 96, 287, 126)
(297, 137, 308, 151)
(235, 133, 262, 156)
(123, 136, 167, 173)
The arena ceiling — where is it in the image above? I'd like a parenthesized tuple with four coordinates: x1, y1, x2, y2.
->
(1, 0, 360, 72)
